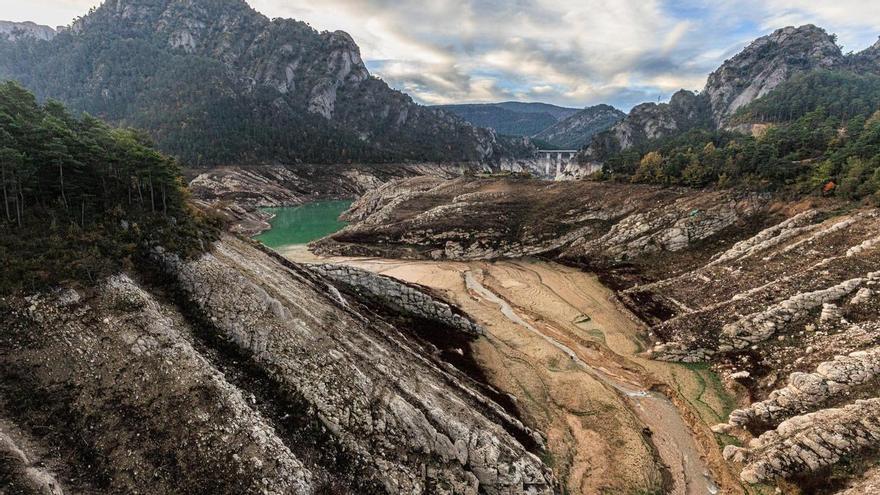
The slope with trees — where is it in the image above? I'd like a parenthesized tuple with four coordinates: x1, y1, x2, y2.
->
(0, 0, 504, 166)
(0, 82, 218, 294)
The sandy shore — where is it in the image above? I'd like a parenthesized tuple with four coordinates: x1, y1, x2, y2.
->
(281, 245, 736, 494)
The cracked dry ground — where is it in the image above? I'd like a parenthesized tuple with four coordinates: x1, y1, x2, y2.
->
(284, 251, 738, 494)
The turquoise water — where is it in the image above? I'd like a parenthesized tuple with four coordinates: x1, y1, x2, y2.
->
(254, 200, 353, 248)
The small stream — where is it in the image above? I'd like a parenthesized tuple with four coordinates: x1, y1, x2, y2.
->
(464, 269, 719, 495)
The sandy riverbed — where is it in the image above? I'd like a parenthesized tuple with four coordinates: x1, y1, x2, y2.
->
(281, 246, 738, 494)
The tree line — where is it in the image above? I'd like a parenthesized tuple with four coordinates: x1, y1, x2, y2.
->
(600, 70, 880, 201)
(0, 82, 218, 294)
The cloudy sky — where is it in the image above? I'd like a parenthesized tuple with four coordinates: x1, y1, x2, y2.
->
(3, 0, 880, 110)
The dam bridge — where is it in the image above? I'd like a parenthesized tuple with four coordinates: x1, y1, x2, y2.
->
(536, 149, 578, 176)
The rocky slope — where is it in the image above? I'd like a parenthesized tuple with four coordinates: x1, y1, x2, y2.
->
(533, 104, 625, 150)
(311, 175, 880, 492)
(313, 175, 768, 261)
(0, 0, 506, 165)
(0, 234, 555, 494)
(577, 25, 880, 168)
(704, 25, 844, 125)
(0, 21, 56, 41)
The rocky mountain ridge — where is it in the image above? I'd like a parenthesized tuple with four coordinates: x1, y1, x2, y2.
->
(576, 24, 880, 169)
(0, 0, 509, 165)
(532, 104, 625, 150)
(434, 102, 578, 137)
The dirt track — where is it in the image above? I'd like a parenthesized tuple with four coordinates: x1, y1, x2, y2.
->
(283, 249, 735, 494)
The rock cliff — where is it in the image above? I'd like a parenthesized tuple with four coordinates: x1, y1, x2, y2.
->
(0, 21, 56, 41)
(704, 25, 844, 125)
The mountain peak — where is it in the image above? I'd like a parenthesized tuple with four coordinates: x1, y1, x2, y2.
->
(2, 0, 498, 164)
(704, 24, 843, 125)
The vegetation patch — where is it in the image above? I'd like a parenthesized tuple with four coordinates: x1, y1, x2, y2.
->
(0, 82, 219, 294)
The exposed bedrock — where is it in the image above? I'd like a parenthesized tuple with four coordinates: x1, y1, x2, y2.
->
(727, 398, 880, 484)
(1, 274, 315, 494)
(156, 235, 555, 493)
(309, 263, 484, 337)
(308, 175, 880, 491)
(725, 346, 880, 430)
(0, 234, 554, 494)
(314, 176, 772, 263)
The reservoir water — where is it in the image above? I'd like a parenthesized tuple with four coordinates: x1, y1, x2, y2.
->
(254, 200, 353, 248)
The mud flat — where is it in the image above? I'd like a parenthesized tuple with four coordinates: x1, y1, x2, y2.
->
(282, 248, 738, 494)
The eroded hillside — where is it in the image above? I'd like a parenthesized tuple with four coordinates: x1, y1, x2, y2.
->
(0, 235, 555, 494)
(313, 175, 880, 492)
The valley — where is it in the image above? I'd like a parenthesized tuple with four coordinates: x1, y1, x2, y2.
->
(281, 251, 732, 494)
(3, 1, 880, 493)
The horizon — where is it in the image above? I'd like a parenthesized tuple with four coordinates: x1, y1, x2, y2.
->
(2, 0, 880, 111)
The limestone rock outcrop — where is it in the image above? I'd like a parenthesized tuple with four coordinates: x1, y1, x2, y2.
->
(727, 347, 880, 430)
(158, 236, 555, 493)
(0, 21, 56, 41)
(704, 25, 843, 125)
(315, 176, 768, 262)
(736, 398, 880, 484)
(310, 263, 484, 337)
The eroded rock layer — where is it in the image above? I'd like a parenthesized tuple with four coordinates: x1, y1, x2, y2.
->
(311, 175, 880, 492)
(0, 235, 554, 494)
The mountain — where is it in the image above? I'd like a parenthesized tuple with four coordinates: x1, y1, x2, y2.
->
(577, 25, 880, 169)
(704, 24, 844, 125)
(532, 104, 625, 149)
(0, 21, 56, 41)
(579, 90, 711, 163)
(0, 85, 554, 495)
(493, 101, 581, 121)
(436, 101, 580, 136)
(0, 0, 506, 166)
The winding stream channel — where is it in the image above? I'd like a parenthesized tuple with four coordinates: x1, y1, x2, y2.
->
(463, 267, 717, 495)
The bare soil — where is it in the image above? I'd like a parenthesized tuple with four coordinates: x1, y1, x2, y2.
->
(283, 248, 741, 494)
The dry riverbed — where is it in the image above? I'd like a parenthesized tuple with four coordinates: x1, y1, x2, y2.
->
(283, 247, 739, 494)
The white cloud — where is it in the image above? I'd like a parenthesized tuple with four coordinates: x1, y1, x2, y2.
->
(6, 0, 880, 110)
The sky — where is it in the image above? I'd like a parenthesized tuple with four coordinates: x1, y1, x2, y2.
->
(2, 0, 880, 110)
